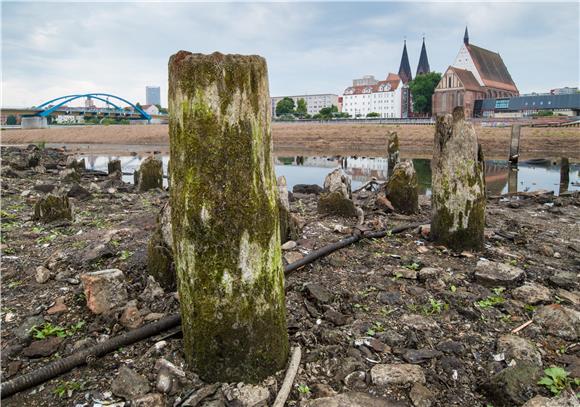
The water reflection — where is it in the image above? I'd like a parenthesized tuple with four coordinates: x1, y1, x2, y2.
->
(79, 153, 579, 197)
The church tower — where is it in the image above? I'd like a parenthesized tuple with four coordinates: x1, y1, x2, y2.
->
(398, 40, 413, 84)
(416, 37, 430, 76)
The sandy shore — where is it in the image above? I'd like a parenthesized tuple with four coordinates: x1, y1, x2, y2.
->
(2, 122, 579, 159)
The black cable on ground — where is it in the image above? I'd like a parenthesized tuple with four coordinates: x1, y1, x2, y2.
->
(1, 221, 425, 399)
(1, 314, 181, 399)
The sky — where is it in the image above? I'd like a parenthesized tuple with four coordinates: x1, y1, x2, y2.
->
(2, 1, 579, 108)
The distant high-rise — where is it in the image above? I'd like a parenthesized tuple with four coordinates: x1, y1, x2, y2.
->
(146, 86, 161, 106)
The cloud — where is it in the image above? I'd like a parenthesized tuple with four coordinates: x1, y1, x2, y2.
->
(1, 1, 578, 107)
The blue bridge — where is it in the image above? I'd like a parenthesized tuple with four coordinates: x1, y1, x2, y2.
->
(34, 93, 152, 121)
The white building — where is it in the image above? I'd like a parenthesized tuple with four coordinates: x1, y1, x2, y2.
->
(271, 94, 339, 117)
(140, 104, 160, 115)
(342, 73, 403, 118)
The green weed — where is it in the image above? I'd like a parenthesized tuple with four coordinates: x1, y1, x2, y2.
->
(537, 366, 579, 395)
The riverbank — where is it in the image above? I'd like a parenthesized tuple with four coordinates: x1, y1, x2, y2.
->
(1, 145, 579, 406)
(2, 123, 579, 159)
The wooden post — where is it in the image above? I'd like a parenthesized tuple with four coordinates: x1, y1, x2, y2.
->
(509, 124, 521, 164)
(431, 107, 485, 251)
(168, 51, 288, 382)
(508, 165, 518, 194)
(387, 131, 400, 176)
(560, 157, 570, 194)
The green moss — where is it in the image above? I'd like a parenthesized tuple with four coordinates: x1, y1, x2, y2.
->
(385, 162, 419, 214)
(33, 195, 73, 223)
(318, 191, 358, 217)
(137, 157, 163, 192)
(168, 52, 288, 383)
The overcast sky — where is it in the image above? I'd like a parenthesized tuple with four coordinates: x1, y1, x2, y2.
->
(2, 1, 579, 107)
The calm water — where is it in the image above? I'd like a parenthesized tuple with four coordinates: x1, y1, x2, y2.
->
(80, 154, 579, 196)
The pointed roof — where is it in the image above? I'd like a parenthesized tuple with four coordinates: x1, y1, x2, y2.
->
(466, 44, 518, 92)
(464, 26, 469, 45)
(398, 40, 412, 84)
(416, 37, 430, 76)
(447, 66, 482, 92)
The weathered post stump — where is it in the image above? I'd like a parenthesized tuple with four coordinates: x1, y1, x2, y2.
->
(66, 156, 86, 171)
(108, 159, 122, 179)
(508, 125, 521, 164)
(168, 51, 288, 382)
(147, 202, 175, 290)
(136, 156, 163, 191)
(385, 160, 419, 214)
(560, 157, 569, 194)
(387, 131, 400, 176)
(431, 107, 485, 251)
(33, 194, 74, 222)
(317, 168, 358, 217)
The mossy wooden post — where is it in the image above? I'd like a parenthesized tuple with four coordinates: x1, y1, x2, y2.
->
(387, 131, 400, 176)
(431, 107, 485, 251)
(385, 160, 419, 214)
(136, 156, 162, 191)
(168, 51, 288, 382)
(108, 159, 122, 175)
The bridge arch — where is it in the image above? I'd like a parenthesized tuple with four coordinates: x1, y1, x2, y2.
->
(36, 93, 151, 121)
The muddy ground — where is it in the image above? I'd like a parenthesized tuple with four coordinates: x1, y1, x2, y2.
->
(2, 123, 580, 159)
(1, 146, 579, 407)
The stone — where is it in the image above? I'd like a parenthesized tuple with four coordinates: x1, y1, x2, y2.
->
(22, 336, 63, 357)
(375, 195, 395, 212)
(395, 267, 417, 279)
(293, 184, 323, 195)
(318, 169, 357, 217)
(344, 371, 366, 389)
(431, 107, 485, 251)
(377, 330, 406, 347)
(474, 259, 525, 288)
(33, 194, 73, 222)
(14, 316, 45, 341)
(136, 156, 163, 192)
(284, 251, 304, 264)
(147, 202, 175, 290)
(512, 283, 551, 305)
(481, 362, 541, 407)
(305, 283, 333, 304)
(47, 296, 68, 315)
(59, 168, 81, 183)
(120, 304, 143, 330)
(306, 392, 404, 407)
(522, 392, 579, 407)
(310, 383, 337, 398)
(371, 363, 426, 386)
(237, 384, 270, 407)
(402, 348, 443, 364)
(400, 314, 439, 331)
(111, 366, 151, 400)
(33, 184, 56, 193)
(409, 383, 434, 407)
(324, 309, 348, 326)
(385, 160, 419, 214)
(436, 340, 464, 355)
(169, 51, 288, 382)
(155, 358, 186, 395)
(82, 243, 113, 264)
(549, 271, 578, 289)
(534, 304, 580, 340)
(556, 289, 580, 306)
(80, 269, 128, 315)
(35, 265, 51, 283)
(108, 159, 122, 175)
(377, 291, 403, 305)
(417, 267, 441, 281)
(387, 131, 400, 176)
(539, 245, 554, 257)
(281, 240, 297, 250)
(132, 393, 166, 407)
(66, 183, 91, 200)
(496, 334, 542, 366)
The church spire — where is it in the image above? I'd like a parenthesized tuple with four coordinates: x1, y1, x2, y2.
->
(464, 26, 469, 45)
(398, 39, 412, 84)
(416, 36, 430, 76)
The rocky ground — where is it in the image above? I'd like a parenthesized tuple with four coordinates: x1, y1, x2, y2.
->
(1, 145, 579, 407)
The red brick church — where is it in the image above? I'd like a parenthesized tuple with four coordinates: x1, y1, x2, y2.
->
(432, 27, 519, 118)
